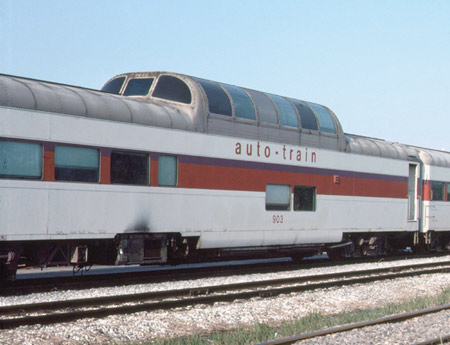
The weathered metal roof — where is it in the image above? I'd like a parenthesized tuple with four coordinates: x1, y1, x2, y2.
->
(5, 71, 448, 167)
(0, 71, 348, 151)
(346, 134, 450, 168)
(0, 74, 196, 131)
(416, 147, 450, 167)
(103, 72, 347, 151)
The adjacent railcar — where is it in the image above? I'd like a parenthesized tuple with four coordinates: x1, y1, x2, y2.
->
(0, 71, 449, 279)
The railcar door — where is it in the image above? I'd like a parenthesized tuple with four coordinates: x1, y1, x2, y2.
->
(408, 163, 419, 221)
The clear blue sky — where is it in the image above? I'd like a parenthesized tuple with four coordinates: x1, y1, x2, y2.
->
(1, 0, 449, 151)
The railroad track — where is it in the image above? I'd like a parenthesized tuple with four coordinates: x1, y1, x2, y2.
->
(0, 258, 299, 296)
(1, 260, 450, 329)
(2, 252, 445, 296)
(257, 304, 450, 345)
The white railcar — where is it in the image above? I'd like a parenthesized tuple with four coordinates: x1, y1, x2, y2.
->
(0, 72, 449, 279)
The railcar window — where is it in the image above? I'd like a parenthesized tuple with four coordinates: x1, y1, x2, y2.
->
(55, 146, 99, 182)
(158, 155, 177, 186)
(308, 103, 336, 134)
(152, 75, 192, 104)
(220, 84, 256, 120)
(111, 151, 148, 185)
(194, 78, 232, 116)
(0, 140, 42, 179)
(431, 182, 445, 201)
(447, 184, 450, 201)
(245, 89, 278, 124)
(294, 185, 316, 211)
(267, 94, 299, 128)
(266, 184, 291, 211)
(291, 100, 318, 131)
(101, 77, 126, 94)
(123, 78, 154, 96)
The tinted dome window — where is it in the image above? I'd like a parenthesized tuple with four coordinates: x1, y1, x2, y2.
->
(220, 83, 256, 120)
(268, 94, 299, 128)
(101, 77, 125, 94)
(152, 75, 192, 104)
(124, 78, 154, 96)
(308, 103, 336, 134)
(291, 100, 318, 131)
(194, 78, 232, 116)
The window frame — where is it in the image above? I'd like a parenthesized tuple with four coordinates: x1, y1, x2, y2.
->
(54, 144, 100, 183)
(293, 185, 317, 212)
(308, 102, 337, 134)
(101, 77, 126, 95)
(110, 150, 149, 186)
(267, 94, 299, 128)
(152, 75, 192, 105)
(0, 139, 43, 180)
(265, 184, 291, 211)
(194, 77, 233, 116)
(123, 77, 154, 97)
(290, 99, 319, 131)
(158, 155, 178, 187)
(220, 83, 256, 121)
(431, 181, 445, 201)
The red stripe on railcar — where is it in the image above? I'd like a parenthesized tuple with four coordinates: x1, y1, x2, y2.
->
(178, 163, 407, 199)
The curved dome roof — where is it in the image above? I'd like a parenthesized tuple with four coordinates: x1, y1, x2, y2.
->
(0, 74, 195, 131)
(102, 72, 347, 151)
(346, 134, 450, 167)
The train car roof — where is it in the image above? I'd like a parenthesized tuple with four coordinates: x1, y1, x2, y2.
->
(0, 71, 347, 151)
(416, 147, 450, 167)
(0, 73, 195, 131)
(102, 71, 347, 151)
(1, 71, 449, 166)
(346, 134, 450, 168)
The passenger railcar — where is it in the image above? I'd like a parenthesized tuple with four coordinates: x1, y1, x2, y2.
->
(0, 71, 449, 280)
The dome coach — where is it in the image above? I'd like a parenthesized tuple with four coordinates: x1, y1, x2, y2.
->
(0, 71, 449, 280)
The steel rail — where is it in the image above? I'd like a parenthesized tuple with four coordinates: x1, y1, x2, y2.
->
(1, 261, 450, 316)
(2, 252, 446, 296)
(257, 304, 450, 345)
(0, 259, 298, 296)
(0, 262, 449, 329)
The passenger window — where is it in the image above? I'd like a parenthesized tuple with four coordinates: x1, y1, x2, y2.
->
(447, 183, 450, 202)
(123, 78, 154, 96)
(195, 78, 232, 116)
(294, 186, 316, 211)
(0, 140, 42, 179)
(291, 100, 318, 131)
(220, 83, 256, 120)
(308, 103, 336, 134)
(55, 145, 99, 182)
(111, 151, 148, 185)
(152, 75, 192, 104)
(268, 94, 299, 128)
(431, 182, 445, 201)
(158, 155, 177, 186)
(266, 184, 290, 211)
(101, 77, 126, 94)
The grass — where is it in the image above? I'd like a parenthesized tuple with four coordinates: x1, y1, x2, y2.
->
(140, 287, 450, 345)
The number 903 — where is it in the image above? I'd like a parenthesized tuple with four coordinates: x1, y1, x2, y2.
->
(272, 215, 283, 224)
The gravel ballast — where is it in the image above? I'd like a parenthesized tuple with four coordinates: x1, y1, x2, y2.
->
(1, 256, 450, 345)
(294, 310, 450, 345)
